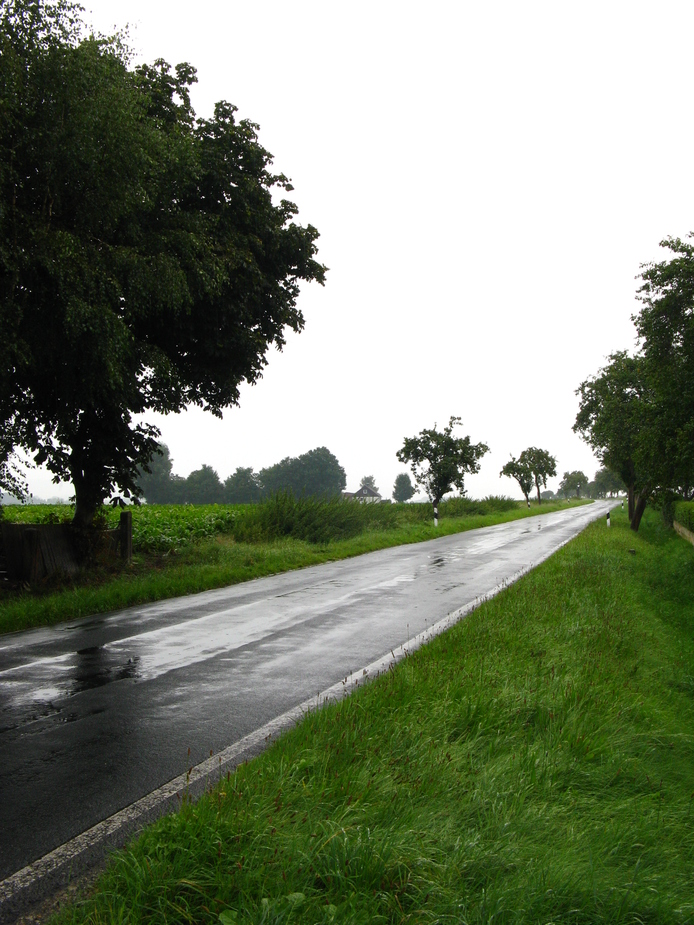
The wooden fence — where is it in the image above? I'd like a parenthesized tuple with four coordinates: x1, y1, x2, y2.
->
(0, 511, 132, 583)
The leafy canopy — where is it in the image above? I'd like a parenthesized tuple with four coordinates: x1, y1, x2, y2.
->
(574, 352, 645, 513)
(396, 417, 488, 507)
(589, 468, 626, 499)
(500, 457, 533, 503)
(519, 447, 557, 504)
(392, 472, 415, 503)
(559, 470, 589, 498)
(224, 468, 263, 505)
(259, 448, 346, 498)
(574, 237, 694, 530)
(635, 236, 694, 498)
(0, 0, 326, 527)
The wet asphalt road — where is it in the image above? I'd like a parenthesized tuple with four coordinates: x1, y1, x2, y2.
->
(0, 502, 611, 879)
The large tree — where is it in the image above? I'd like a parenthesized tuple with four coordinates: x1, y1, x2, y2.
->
(574, 237, 694, 531)
(0, 0, 325, 530)
(396, 417, 488, 509)
(500, 456, 533, 505)
(259, 447, 346, 498)
(136, 443, 179, 504)
(590, 468, 625, 499)
(181, 465, 224, 505)
(574, 352, 649, 526)
(559, 470, 589, 499)
(224, 467, 262, 504)
(392, 472, 415, 503)
(635, 236, 694, 500)
(518, 447, 557, 505)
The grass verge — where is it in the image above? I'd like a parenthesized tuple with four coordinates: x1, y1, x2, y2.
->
(0, 500, 586, 635)
(53, 507, 694, 924)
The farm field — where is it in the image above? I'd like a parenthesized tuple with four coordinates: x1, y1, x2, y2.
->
(0, 497, 587, 634)
(46, 507, 694, 924)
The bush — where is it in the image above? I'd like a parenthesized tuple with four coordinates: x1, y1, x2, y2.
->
(393, 495, 517, 522)
(232, 494, 398, 544)
(674, 501, 694, 533)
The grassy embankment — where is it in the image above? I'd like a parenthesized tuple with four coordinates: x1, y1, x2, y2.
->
(0, 496, 586, 635)
(54, 507, 694, 925)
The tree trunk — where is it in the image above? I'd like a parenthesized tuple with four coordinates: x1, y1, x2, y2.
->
(627, 484, 635, 522)
(536, 479, 541, 505)
(630, 492, 649, 532)
(71, 466, 103, 531)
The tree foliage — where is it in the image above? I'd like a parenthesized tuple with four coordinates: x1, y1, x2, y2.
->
(519, 447, 557, 505)
(392, 472, 415, 503)
(500, 456, 533, 504)
(635, 236, 694, 499)
(360, 475, 379, 493)
(396, 417, 488, 508)
(575, 237, 694, 531)
(588, 468, 625, 499)
(136, 443, 177, 504)
(559, 470, 589, 499)
(182, 465, 224, 505)
(574, 352, 645, 520)
(136, 446, 343, 504)
(0, 0, 326, 529)
(259, 447, 346, 498)
(224, 467, 263, 504)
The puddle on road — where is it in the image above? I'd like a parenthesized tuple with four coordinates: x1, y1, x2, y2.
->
(0, 647, 142, 731)
(73, 647, 141, 694)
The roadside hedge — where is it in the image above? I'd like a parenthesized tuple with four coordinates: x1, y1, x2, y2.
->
(674, 501, 694, 533)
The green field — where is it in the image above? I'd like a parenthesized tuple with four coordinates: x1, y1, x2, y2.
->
(50, 507, 694, 925)
(0, 497, 585, 635)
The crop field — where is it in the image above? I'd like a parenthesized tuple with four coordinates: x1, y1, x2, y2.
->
(2, 502, 243, 553)
(1, 495, 521, 553)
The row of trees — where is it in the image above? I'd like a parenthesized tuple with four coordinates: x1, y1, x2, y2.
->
(500, 448, 557, 505)
(543, 469, 624, 500)
(397, 423, 625, 509)
(136, 422, 489, 509)
(574, 236, 694, 531)
(137, 446, 347, 504)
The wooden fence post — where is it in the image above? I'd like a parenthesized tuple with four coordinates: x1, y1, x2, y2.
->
(22, 528, 42, 583)
(120, 511, 132, 562)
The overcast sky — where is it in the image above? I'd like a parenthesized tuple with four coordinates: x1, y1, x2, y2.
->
(24, 1, 694, 501)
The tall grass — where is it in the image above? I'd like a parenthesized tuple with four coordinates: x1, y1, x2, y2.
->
(232, 494, 400, 544)
(53, 508, 694, 924)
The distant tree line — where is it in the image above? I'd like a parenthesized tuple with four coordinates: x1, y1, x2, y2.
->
(540, 468, 625, 501)
(137, 446, 346, 505)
